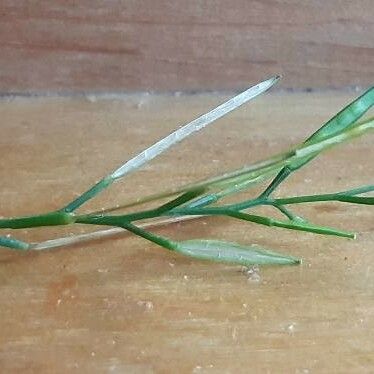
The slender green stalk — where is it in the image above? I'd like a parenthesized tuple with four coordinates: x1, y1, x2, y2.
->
(168, 207, 354, 238)
(120, 222, 177, 251)
(62, 177, 113, 213)
(337, 185, 374, 196)
(0, 211, 75, 229)
(274, 194, 374, 206)
(272, 204, 304, 222)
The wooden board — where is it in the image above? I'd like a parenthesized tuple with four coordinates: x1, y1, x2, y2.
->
(0, 91, 373, 372)
(0, 1, 373, 93)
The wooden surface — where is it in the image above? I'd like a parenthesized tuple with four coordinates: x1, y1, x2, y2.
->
(0, 91, 373, 373)
(1, 0, 373, 93)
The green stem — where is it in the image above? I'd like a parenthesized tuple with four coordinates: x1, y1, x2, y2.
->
(259, 167, 292, 199)
(169, 207, 354, 238)
(272, 204, 304, 222)
(337, 185, 374, 196)
(155, 188, 206, 213)
(0, 236, 30, 250)
(111, 222, 177, 251)
(62, 176, 113, 213)
(274, 194, 374, 206)
(76, 210, 158, 226)
(0, 211, 75, 229)
(226, 211, 354, 238)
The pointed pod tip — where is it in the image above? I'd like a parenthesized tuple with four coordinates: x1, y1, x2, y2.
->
(345, 232, 356, 239)
(265, 75, 281, 85)
(263, 74, 281, 90)
(267, 74, 281, 84)
(277, 256, 302, 266)
(277, 256, 301, 266)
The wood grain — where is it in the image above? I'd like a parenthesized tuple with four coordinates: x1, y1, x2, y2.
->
(0, 91, 373, 372)
(0, 0, 373, 93)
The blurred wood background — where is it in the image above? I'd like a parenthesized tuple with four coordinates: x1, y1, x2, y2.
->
(0, 2, 373, 372)
(0, 0, 373, 93)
